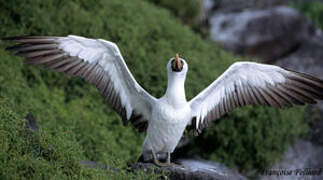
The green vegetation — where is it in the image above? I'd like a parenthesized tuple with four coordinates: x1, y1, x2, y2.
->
(291, 1, 323, 29)
(147, 0, 207, 35)
(0, 0, 309, 178)
(1, 107, 131, 179)
(148, 0, 201, 24)
(187, 106, 307, 171)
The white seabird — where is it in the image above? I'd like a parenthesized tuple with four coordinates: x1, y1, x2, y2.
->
(4, 35, 323, 166)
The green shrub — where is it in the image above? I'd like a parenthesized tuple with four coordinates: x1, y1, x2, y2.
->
(0, 0, 308, 178)
(146, 0, 206, 35)
(0, 105, 168, 179)
(291, 1, 323, 29)
(186, 106, 307, 171)
(147, 0, 201, 24)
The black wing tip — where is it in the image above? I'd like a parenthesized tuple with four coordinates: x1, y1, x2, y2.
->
(287, 68, 323, 82)
(2, 36, 60, 41)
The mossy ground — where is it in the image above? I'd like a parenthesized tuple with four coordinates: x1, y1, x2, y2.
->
(0, 0, 312, 178)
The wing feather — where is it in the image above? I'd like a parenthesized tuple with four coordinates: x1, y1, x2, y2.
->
(4, 35, 156, 132)
(189, 62, 323, 135)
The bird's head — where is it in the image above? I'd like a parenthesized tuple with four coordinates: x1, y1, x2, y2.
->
(167, 53, 188, 75)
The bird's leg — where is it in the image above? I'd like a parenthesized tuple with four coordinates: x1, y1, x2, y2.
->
(151, 150, 172, 167)
(151, 150, 166, 167)
(166, 152, 183, 167)
(166, 152, 171, 164)
(151, 151, 180, 167)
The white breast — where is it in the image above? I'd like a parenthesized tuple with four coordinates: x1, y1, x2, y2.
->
(142, 98, 191, 154)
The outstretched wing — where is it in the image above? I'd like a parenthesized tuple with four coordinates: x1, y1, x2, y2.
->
(188, 62, 323, 135)
(4, 35, 156, 132)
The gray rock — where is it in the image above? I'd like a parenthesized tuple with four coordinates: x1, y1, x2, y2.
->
(129, 159, 248, 180)
(260, 140, 323, 180)
(307, 105, 323, 145)
(25, 111, 39, 131)
(202, 0, 323, 15)
(274, 32, 323, 79)
(209, 6, 314, 61)
(274, 32, 323, 145)
(210, 0, 292, 13)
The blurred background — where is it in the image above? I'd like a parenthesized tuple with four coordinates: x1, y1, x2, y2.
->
(0, 0, 323, 179)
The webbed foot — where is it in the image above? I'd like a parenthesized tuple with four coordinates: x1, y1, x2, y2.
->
(151, 151, 184, 168)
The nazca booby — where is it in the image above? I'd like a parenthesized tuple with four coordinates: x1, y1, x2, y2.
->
(4, 35, 323, 166)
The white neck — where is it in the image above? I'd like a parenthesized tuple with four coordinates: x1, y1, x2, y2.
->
(164, 72, 187, 106)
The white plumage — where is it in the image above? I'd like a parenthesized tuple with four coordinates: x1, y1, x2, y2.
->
(5, 35, 323, 166)
(190, 62, 288, 129)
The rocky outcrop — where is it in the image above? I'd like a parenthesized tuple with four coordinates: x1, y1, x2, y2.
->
(260, 140, 323, 180)
(203, 0, 323, 179)
(202, 0, 323, 19)
(80, 159, 248, 180)
(209, 6, 314, 62)
(129, 159, 247, 180)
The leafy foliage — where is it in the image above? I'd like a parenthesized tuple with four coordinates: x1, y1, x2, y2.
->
(147, 0, 201, 24)
(291, 1, 323, 29)
(0, 106, 168, 179)
(186, 106, 307, 171)
(0, 0, 308, 178)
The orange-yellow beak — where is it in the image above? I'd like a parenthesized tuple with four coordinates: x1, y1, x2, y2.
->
(172, 53, 183, 72)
